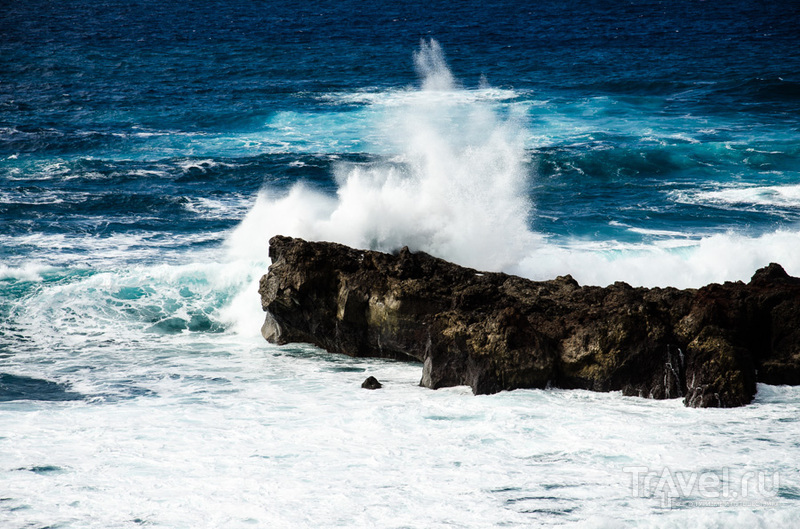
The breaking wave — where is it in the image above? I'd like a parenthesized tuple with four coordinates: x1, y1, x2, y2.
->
(228, 39, 800, 288)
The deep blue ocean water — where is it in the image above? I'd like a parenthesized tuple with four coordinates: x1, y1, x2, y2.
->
(2, 1, 800, 527)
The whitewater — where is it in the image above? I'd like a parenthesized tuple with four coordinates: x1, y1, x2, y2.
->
(3, 3, 800, 526)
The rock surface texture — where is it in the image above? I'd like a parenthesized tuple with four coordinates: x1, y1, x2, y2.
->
(259, 236, 800, 408)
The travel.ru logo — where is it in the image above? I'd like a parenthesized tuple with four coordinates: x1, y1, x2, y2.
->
(623, 466, 780, 509)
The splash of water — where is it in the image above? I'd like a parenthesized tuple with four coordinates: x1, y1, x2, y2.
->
(413, 38, 457, 91)
(227, 38, 539, 273)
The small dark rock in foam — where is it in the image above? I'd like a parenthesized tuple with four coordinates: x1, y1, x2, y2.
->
(362, 376, 383, 390)
(259, 236, 800, 408)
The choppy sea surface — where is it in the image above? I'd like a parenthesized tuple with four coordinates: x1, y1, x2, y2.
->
(2, 1, 800, 527)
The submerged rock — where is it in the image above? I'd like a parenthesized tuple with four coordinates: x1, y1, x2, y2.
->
(259, 236, 800, 408)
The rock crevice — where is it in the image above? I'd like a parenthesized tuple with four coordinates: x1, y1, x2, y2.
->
(259, 235, 800, 407)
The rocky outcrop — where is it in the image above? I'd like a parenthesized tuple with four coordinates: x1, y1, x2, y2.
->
(362, 376, 383, 390)
(259, 235, 800, 408)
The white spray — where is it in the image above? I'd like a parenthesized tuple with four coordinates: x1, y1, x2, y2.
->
(227, 38, 540, 273)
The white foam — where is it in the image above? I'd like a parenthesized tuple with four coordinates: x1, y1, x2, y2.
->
(515, 230, 800, 288)
(0, 189, 70, 205)
(684, 184, 800, 208)
(1, 348, 797, 529)
(182, 195, 252, 220)
(4, 260, 263, 371)
(177, 158, 227, 172)
(627, 227, 691, 238)
(0, 231, 227, 269)
(320, 85, 521, 107)
(0, 262, 52, 281)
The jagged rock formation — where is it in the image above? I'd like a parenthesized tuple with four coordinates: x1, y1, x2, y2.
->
(259, 235, 800, 408)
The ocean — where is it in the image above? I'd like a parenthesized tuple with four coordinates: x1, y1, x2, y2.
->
(2, 0, 800, 527)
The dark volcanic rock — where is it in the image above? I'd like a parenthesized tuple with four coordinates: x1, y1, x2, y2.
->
(362, 376, 382, 390)
(259, 236, 800, 408)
